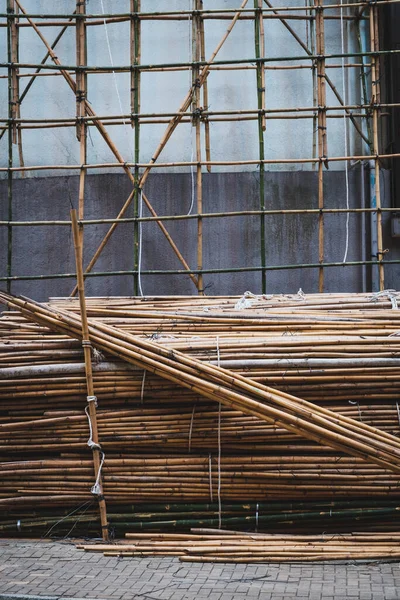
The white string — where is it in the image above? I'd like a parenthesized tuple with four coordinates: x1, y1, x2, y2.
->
(100, 0, 134, 159)
(396, 402, 400, 433)
(85, 398, 101, 451)
(340, 0, 350, 263)
(140, 369, 146, 403)
(188, 404, 196, 453)
(138, 189, 144, 297)
(84, 397, 105, 496)
(208, 453, 213, 501)
(188, 137, 196, 216)
(91, 451, 105, 496)
(216, 336, 222, 529)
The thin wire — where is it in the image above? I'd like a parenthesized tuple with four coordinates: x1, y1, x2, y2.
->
(340, 0, 350, 263)
(100, 0, 134, 160)
(42, 499, 94, 539)
(138, 188, 144, 297)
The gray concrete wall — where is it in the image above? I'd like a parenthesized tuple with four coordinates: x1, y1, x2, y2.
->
(1, 169, 398, 301)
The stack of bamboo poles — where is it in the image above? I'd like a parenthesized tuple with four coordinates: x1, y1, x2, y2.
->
(1, 291, 400, 542)
(79, 530, 400, 562)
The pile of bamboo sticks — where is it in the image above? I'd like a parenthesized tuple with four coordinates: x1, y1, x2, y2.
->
(1, 291, 400, 543)
(79, 530, 400, 562)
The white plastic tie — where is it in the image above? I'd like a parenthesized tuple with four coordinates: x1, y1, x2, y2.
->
(369, 289, 399, 310)
(234, 291, 273, 311)
(296, 288, 306, 301)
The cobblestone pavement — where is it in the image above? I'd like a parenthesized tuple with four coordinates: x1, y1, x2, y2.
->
(0, 540, 399, 600)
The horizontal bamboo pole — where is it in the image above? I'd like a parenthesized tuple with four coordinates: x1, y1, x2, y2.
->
(1, 48, 399, 72)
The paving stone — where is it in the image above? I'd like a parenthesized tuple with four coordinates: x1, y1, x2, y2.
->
(0, 541, 400, 600)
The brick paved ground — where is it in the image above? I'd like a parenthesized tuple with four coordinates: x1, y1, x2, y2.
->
(0, 540, 399, 600)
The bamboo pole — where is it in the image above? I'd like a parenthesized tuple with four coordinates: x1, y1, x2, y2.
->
(9, 0, 24, 172)
(76, 0, 87, 231)
(70, 210, 109, 541)
(315, 0, 327, 292)
(6, 0, 14, 294)
(193, 0, 204, 295)
(369, 5, 384, 291)
(131, 0, 141, 296)
(254, 0, 267, 293)
(199, 0, 211, 173)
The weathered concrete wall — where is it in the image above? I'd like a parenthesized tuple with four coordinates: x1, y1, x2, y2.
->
(1, 170, 398, 301)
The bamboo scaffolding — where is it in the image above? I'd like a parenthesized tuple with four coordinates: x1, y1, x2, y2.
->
(13, 0, 199, 294)
(67, 0, 250, 295)
(1, 9, 400, 550)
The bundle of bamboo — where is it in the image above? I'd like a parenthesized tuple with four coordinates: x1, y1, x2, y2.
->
(1, 290, 400, 546)
(79, 530, 400, 562)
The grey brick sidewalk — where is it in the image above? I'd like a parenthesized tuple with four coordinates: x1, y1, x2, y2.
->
(0, 540, 399, 600)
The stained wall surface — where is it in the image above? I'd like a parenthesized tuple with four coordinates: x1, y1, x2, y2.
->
(0, 170, 397, 301)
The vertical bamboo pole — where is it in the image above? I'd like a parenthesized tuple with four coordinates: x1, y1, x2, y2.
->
(369, 5, 384, 290)
(315, 0, 327, 292)
(355, 12, 372, 152)
(193, 0, 204, 295)
(6, 0, 14, 294)
(254, 0, 267, 293)
(10, 1, 17, 146)
(10, 0, 24, 172)
(309, 0, 317, 170)
(70, 209, 109, 541)
(76, 0, 87, 232)
(258, 0, 266, 132)
(131, 0, 141, 296)
(199, 0, 211, 173)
